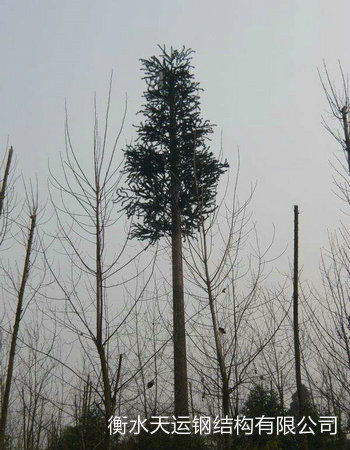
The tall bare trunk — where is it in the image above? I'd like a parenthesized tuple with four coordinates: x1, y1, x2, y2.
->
(201, 221, 231, 450)
(95, 190, 113, 450)
(0, 213, 36, 450)
(293, 205, 308, 450)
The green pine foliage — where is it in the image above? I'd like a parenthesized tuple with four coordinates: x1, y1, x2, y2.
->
(233, 383, 285, 450)
(118, 46, 228, 243)
(288, 385, 347, 450)
(243, 383, 284, 418)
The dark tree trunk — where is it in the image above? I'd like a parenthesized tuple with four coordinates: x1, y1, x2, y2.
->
(293, 205, 308, 450)
(0, 147, 13, 222)
(207, 275, 230, 450)
(0, 213, 36, 450)
(341, 106, 350, 175)
(95, 187, 113, 450)
(171, 205, 189, 416)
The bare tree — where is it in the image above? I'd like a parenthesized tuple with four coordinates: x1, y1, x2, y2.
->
(185, 154, 283, 450)
(320, 62, 349, 174)
(14, 316, 58, 450)
(47, 82, 155, 449)
(310, 63, 350, 421)
(305, 231, 350, 417)
(0, 167, 39, 450)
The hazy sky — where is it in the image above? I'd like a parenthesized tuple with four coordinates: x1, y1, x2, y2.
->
(0, 0, 349, 283)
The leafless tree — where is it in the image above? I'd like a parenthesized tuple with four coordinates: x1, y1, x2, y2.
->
(0, 162, 41, 450)
(47, 81, 156, 449)
(305, 233, 350, 417)
(12, 316, 58, 450)
(308, 63, 350, 422)
(185, 153, 284, 450)
(320, 62, 349, 175)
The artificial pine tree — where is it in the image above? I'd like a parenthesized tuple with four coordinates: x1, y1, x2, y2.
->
(118, 46, 228, 416)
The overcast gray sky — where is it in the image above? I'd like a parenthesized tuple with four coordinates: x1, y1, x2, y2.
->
(0, 0, 349, 282)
